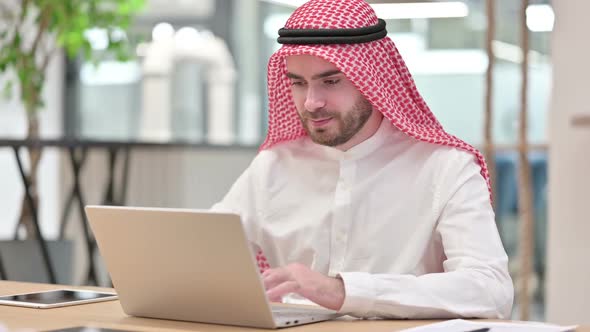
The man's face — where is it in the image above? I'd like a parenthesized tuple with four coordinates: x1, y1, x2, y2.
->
(286, 55, 374, 148)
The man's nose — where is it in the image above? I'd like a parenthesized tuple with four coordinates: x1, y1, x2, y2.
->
(304, 86, 326, 112)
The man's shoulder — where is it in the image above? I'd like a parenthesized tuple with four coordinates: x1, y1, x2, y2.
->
(430, 143, 478, 164)
(253, 137, 312, 165)
(376, 134, 480, 190)
(427, 144, 480, 175)
(386, 131, 477, 167)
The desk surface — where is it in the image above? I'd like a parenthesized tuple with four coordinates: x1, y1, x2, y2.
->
(0, 281, 586, 332)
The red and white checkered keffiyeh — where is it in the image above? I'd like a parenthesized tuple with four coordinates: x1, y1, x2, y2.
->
(255, 0, 492, 273)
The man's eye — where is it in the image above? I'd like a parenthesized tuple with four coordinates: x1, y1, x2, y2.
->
(290, 81, 305, 86)
(324, 79, 340, 85)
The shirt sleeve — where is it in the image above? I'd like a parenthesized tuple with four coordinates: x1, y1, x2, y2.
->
(338, 153, 514, 319)
(210, 164, 259, 236)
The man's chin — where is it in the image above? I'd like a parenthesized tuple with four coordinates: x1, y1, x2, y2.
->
(304, 126, 345, 146)
(309, 134, 340, 147)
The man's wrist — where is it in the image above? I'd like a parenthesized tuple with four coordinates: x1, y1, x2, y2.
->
(328, 275, 346, 310)
(337, 272, 377, 316)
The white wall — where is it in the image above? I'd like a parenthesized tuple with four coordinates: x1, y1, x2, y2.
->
(414, 63, 551, 147)
(546, 1, 590, 325)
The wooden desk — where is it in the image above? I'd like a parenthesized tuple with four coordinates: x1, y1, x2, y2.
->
(1, 281, 586, 332)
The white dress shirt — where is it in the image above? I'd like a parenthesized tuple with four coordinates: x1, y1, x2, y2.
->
(211, 119, 514, 319)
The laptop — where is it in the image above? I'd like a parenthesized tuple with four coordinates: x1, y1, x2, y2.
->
(85, 205, 342, 329)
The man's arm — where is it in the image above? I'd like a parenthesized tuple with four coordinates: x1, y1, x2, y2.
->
(211, 165, 256, 217)
(263, 156, 513, 319)
(340, 157, 513, 319)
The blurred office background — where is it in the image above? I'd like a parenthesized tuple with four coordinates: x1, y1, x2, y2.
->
(0, 0, 588, 325)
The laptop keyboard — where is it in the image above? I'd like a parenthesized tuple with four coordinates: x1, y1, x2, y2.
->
(271, 306, 332, 318)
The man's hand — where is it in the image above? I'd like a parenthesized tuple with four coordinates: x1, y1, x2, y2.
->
(262, 263, 345, 311)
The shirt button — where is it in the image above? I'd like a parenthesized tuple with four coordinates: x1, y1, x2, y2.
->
(338, 233, 346, 242)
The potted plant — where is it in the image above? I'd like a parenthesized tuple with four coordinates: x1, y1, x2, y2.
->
(0, 0, 144, 238)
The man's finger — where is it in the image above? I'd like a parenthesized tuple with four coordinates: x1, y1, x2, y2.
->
(261, 267, 277, 278)
(262, 268, 291, 290)
(266, 280, 301, 302)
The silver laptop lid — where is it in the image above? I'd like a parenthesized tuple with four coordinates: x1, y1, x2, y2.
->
(85, 205, 277, 329)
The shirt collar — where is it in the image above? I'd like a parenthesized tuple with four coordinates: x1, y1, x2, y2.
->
(312, 117, 395, 161)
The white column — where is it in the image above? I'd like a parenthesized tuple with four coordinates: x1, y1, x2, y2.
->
(140, 38, 174, 141)
(546, 1, 590, 325)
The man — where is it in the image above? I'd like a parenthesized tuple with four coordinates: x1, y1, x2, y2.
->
(212, 0, 513, 319)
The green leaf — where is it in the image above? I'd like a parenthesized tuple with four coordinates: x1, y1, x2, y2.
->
(81, 40, 93, 61)
(12, 31, 21, 48)
(118, 2, 131, 15)
(56, 33, 67, 47)
(129, 0, 145, 12)
(81, 15, 91, 29)
(0, 0, 146, 114)
(0, 53, 13, 71)
(2, 80, 13, 100)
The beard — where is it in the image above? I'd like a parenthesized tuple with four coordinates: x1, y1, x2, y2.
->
(298, 97, 373, 147)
